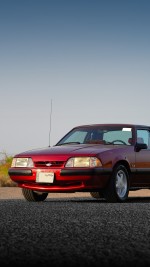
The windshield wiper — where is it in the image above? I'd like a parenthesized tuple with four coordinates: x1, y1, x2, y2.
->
(105, 141, 113, 144)
(57, 142, 81, 146)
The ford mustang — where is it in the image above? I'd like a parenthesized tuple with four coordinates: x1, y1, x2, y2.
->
(8, 123, 150, 202)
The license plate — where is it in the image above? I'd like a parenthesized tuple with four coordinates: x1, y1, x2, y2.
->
(36, 172, 54, 183)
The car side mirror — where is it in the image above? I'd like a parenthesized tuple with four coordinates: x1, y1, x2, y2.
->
(134, 142, 148, 152)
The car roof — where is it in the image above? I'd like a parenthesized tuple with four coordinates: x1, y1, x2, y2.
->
(73, 123, 150, 129)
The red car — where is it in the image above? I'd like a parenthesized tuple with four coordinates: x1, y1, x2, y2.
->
(8, 123, 149, 203)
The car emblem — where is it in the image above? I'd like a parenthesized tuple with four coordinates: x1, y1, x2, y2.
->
(46, 162, 52, 166)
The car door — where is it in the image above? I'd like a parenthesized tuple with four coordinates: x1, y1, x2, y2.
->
(134, 128, 150, 186)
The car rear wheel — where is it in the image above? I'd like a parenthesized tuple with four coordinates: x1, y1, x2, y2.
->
(22, 188, 48, 202)
(90, 192, 103, 199)
(104, 165, 129, 203)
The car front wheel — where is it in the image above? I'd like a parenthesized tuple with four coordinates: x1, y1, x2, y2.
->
(104, 165, 129, 203)
(22, 188, 48, 202)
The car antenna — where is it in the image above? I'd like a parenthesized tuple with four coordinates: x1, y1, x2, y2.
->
(49, 99, 53, 147)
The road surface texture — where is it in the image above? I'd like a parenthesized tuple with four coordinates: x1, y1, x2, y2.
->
(0, 188, 150, 267)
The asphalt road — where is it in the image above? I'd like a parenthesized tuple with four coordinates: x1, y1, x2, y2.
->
(0, 188, 150, 267)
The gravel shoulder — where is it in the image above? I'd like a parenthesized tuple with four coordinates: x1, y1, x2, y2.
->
(0, 187, 150, 199)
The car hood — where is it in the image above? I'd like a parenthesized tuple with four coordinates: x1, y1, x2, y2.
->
(15, 144, 121, 158)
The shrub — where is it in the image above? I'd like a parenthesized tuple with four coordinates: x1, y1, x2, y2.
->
(0, 153, 17, 187)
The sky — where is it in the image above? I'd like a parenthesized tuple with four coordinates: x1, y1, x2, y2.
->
(0, 0, 150, 157)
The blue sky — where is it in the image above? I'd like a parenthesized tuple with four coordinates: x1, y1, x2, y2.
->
(0, 0, 150, 157)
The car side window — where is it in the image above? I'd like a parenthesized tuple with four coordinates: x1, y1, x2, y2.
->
(137, 130, 150, 148)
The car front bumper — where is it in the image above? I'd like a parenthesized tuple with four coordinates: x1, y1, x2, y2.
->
(8, 167, 112, 192)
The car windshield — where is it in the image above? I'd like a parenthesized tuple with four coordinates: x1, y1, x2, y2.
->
(56, 126, 133, 146)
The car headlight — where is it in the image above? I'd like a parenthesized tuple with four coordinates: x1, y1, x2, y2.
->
(65, 157, 102, 167)
(11, 158, 34, 167)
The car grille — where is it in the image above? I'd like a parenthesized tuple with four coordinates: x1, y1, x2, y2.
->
(34, 161, 64, 168)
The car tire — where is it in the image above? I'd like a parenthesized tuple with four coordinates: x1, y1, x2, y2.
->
(22, 188, 48, 202)
(90, 192, 103, 199)
(104, 165, 129, 203)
